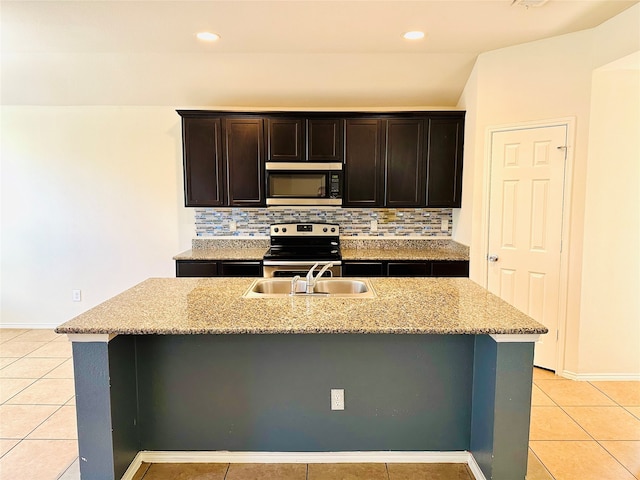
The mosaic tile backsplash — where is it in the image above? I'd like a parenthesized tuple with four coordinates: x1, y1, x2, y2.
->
(195, 208, 453, 237)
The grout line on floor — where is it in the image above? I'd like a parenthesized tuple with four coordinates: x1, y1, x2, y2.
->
(0, 439, 21, 460)
(623, 406, 640, 420)
(56, 456, 79, 480)
(597, 440, 639, 480)
(556, 404, 597, 441)
(529, 447, 557, 480)
(0, 378, 38, 405)
(22, 403, 67, 440)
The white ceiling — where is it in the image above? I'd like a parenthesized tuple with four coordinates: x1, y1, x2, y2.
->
(1, 0, 637, 107)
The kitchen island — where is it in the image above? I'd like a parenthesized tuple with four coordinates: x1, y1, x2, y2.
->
(56, 277, 546, 480)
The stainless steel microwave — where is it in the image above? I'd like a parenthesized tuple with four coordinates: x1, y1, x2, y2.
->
(265, 162, 342, 206)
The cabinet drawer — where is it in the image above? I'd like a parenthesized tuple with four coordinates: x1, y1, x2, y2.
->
(219, 261, 263, 277)
(387, 262, 430, 277)
(342, 261, 385, 277)
(431, 261, 469, 277)
(176, 261, 218, 277)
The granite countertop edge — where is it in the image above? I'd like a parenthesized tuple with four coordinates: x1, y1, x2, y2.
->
(173, 239, 470, 262)
(55, 277, 547, 337)
(57, 326, 548, 336)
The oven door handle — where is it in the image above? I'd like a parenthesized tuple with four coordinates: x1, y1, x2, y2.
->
(263, 260, 342, 266)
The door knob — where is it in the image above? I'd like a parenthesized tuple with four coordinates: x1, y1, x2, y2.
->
(488, 254, 499, 262)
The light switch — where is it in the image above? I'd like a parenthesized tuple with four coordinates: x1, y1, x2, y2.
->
(441, 218, 449, 232)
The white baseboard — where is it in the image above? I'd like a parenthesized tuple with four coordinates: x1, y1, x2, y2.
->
(121, 451, 486, 480)
(466, 453, 486, 480)
(0, 323, 60, 330)
(561, 370, 640, 381)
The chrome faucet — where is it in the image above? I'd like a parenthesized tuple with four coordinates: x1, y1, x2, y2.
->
(290, 275, 301, 295)
(305, 262, 334, 294)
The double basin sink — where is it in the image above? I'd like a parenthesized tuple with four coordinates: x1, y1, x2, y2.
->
(243, 278, 376, 298)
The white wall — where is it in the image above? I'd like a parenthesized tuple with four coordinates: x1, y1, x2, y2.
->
(458, 4, 640, 376)
(579, 56, 640, 375)
(1, 107, 193, 328)
(452, 66, 478, 249)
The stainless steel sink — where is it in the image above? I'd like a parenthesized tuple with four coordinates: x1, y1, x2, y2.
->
(314, 279, 371, 295)
(243, 278, 376, 298)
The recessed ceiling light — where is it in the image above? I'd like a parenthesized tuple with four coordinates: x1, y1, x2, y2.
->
(511, 0, 549, 7)
(403, 31, 425, 40)
(197, 32, 220, 42)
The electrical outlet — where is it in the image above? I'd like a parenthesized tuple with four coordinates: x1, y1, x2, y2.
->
(72, 289, 82, 302)
(229, 220, 237, 232)
(331, 388, 345, 411)
(370, 220, 378, 232)
(441, 218, 449, 232)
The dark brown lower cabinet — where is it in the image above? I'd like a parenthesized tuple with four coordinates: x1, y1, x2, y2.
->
(343, 260, 469, 278)
(176, 260, 262, 278)
(177, 259, 467, 278)
(430, 260, 470, 277)
(219, 261, 263, 277)
(341, 261, 386, 277)
(387, 262, 430, 277)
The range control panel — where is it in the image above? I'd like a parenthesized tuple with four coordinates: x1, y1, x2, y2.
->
(270, 223, 339, 236)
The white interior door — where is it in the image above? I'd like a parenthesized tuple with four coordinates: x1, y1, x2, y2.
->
(487, 125, 567, 370)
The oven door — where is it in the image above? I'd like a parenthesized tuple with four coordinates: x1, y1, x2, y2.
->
(263, 261, 342, 278)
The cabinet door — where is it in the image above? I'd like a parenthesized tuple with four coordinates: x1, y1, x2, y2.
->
(344, 119, 384, 207)
(266, 118, 303, 161)
(307, 119, 343, 162)
(225, 118, 265, 206)
(182, 117, 225, 206)
(384, 119, 425, 207)
(342, 261, 385, 277)
(387, 262, 430, 277)
(426, 117, 464, 207)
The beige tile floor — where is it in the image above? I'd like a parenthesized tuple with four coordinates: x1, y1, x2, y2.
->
(1, 329, 639, 479)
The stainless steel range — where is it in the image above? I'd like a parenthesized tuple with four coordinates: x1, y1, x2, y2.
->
(262, 223, 342, 278)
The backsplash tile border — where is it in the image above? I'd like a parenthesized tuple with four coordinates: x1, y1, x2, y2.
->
(194, 207, 453, 237)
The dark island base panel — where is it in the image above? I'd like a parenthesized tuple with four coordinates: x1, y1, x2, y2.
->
(71, 335, 534, 480)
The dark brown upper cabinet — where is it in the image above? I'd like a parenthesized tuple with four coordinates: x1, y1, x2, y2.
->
(344, 117, 425, 208)
(182, 117, 225, 207)
(343, 119, 384, 207)
(343, 113, 464, 208)
(384, 118, 425, 207)
(224, 118, 265, 206)
(179, 110, 463, 209)
(180, 113, 265, 207)
(266, 117, 343, 162)
(266, 118, 303, 161)
(307, 118, 342, 162)
(426, 116, 464, 207)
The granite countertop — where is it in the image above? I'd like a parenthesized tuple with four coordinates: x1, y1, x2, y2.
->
(174, 248, 267, 261)
(56, 277, 546, 336)
(173, 238, 470, 262)
(341, 247, 467, 261)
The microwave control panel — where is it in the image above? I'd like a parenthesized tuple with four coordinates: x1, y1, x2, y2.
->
(330, 173, 341, 198)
